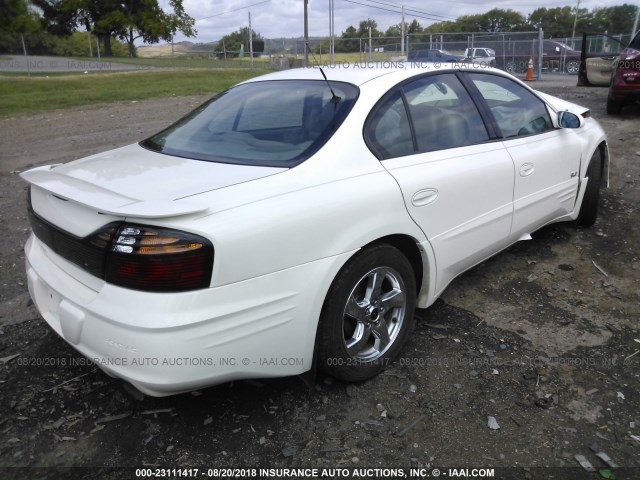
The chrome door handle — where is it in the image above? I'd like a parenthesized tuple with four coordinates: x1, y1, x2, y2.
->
(412, 189, 439, 207)
(519, 163, 535, 177)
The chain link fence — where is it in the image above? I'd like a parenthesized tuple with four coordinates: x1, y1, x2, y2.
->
(0, 32, 278, 74)
(1, 30, 634, 76)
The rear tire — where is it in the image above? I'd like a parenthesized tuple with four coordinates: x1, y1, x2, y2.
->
(505, 61, 517, 73)
(566, 60, 580, 75)
(316, 244, 416, 382)
(576, 150, 602, 227)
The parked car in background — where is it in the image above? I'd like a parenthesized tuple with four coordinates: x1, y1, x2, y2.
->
(577, 31, 639, 114)
(578, 32, 625, 87)
(22, 65, 608, 396)
(607, 31, 640, 114)
(408, 49, 463, 63)
(497, 40, 581, 74)
(463, 47, 496, 66)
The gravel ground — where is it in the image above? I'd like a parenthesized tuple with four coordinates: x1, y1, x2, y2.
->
(0, 74, 639, 480)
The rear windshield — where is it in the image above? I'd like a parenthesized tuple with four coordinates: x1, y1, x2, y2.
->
(141, 80, 359, 167)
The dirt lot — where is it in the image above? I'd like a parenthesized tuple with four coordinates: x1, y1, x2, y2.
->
(0, 75, 639, 480)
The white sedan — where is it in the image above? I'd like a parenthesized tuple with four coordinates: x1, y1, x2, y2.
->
(22, 64, 608, 396)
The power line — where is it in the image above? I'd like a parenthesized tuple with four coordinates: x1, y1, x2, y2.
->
(361, 0, 455, 20)
(341, 0, 455, 22)
(196, 0, 272, 22)
(342, 0, 401, 16)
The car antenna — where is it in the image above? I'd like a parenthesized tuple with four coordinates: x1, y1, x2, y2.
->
(319, 67, 341, 104)
(305, 41, 341, 104)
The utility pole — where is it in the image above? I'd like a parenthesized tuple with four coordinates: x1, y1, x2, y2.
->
(571, 0, 581, 49)
(304, 0, 309, 66)
(329, 0, 334, 65)
(401, 5, 405, 58)
(632, 6, 639, 38)
(248, 12, 254, 68)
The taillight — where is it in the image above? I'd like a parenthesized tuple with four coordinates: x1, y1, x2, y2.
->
(621, 47, 640, 61)
(28, 191, 213, 292)
(104, 224, 214, 292)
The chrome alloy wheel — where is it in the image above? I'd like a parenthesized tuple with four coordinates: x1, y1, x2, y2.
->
(342, 266, 407, 362)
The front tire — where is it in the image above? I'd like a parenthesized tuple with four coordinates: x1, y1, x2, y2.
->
(317, 244, 416, 382)
(576, 150, 602, 226)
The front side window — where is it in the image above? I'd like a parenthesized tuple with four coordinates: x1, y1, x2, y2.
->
(469, 73, 553, 138)
(141, 80, 359, 167)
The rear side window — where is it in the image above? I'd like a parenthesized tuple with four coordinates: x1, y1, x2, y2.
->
(141, 80, 359, 167)
(366, 73, 490, 159)
(629, 32, 640, 50)
(469, 73, 553, 138)
(367, 91, 414, 159)
(403, 73, 489, 152)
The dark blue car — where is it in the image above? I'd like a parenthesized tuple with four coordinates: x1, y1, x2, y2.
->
(408, 49, 463, 63)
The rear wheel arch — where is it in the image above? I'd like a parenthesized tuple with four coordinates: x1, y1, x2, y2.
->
(364, 234, 424, 294)
(315, 242, 417, 381)
(311, 234, 428, 381)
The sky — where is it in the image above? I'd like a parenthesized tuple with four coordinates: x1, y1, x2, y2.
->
(158, 0, 637, 44)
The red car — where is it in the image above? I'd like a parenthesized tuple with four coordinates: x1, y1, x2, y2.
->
(578, 31, 640, 114)
(607, 31, 640, 114)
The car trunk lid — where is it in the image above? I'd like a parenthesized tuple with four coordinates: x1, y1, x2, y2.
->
(21, 143, 286, 219)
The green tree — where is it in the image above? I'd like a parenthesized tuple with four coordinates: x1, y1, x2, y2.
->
(408, 19, 423, 34)
(591, 4, 638, 35)
(356, 18, 381, 38)
(400, 4, 638, 38)
(484, 8, 527, 32)
(423, 20, 459, 34)
(117, 0, 196, 57)
(1, 0, 41, 33)
(33, 0, 196, 57)
(31, 0, 78, 36)
(385, 20, 421, 37)
(217, 26, 263, 57)
(528, 6, 592, 38)
(0, 0, 43, 54)
(339, 25, 359, 52)
(52, 30, 127, 56)
(529, 7, 574, 37)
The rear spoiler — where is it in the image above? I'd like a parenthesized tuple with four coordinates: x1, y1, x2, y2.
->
(21, 165, 209, 218)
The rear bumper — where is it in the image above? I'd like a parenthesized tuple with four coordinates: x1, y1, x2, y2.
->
(25, 234, 351, 396)
(609, 87, 640, 102)
(609, 71, 640, 102)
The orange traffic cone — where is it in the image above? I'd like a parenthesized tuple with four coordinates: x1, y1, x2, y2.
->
(524, 58, 534, 81)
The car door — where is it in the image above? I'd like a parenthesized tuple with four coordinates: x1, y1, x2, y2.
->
(578, 33, 625, 86)
(366, 73, 515, 294)
(465, 72, 582, 236)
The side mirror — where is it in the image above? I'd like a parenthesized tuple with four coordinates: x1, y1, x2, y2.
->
(558, 111, 584, 129)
